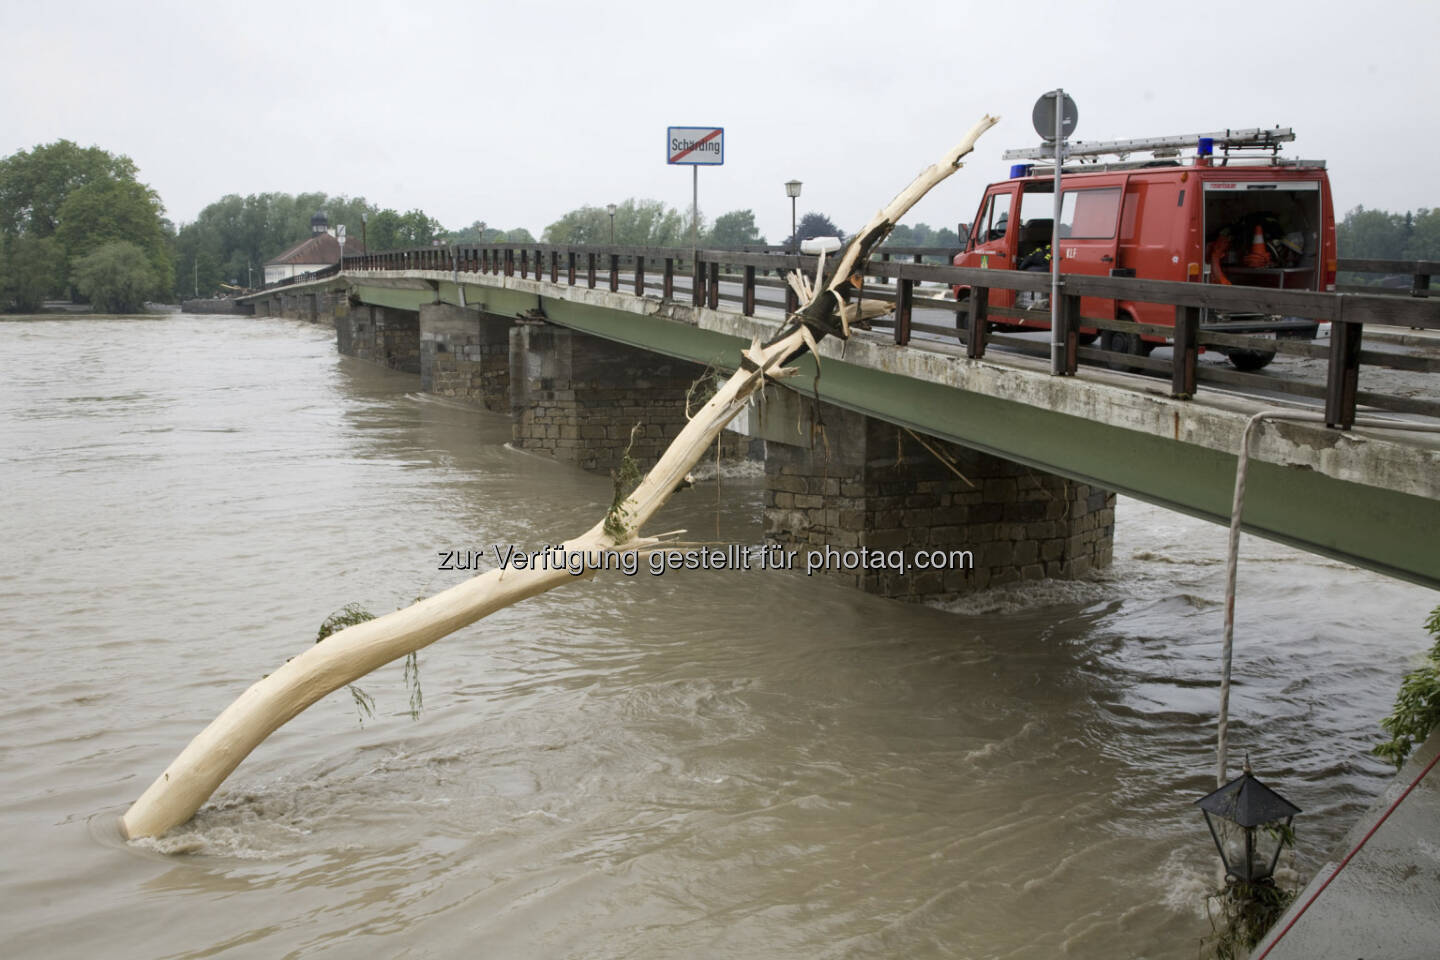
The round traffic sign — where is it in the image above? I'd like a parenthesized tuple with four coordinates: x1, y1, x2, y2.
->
(1032, 91, 1078, 141)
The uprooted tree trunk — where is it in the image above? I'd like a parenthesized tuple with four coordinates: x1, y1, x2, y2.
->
(120, 115, 999, 840)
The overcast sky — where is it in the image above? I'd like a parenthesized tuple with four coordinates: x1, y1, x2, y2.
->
(4, 0, 1435, 243)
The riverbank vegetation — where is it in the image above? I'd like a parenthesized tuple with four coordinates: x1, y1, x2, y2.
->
(0, 140, 172, 311)
(1374, 605, 1440, 768)
(5, 135, 1436, 311)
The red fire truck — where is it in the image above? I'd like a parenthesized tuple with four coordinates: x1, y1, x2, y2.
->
(951, 127, 1336, 370)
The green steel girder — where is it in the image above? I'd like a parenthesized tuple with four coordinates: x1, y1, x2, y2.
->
(339, 282, 1438, 590)
(533, 295, 1440, 590)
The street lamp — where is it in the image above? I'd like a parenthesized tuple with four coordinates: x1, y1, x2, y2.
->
(785, 179, 802, 252)
(1196, 758, 1301, 885)
(360, 211, 368, 252)
(607, 203, 617, 243)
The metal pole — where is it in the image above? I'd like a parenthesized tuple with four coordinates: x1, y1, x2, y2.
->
(194, 258, 198, 297)
(1050, 88, 1064, 375)
(691, 165, 699, 247)
(791, 196, 797, 253)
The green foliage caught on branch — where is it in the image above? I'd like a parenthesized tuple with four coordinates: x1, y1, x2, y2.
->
(317, 604, 379, 726)
(1375, 605, 1440, 768)
(315, 603, 425, 725)
(603, 426, 644, 541)
(71, 241, 157, 313)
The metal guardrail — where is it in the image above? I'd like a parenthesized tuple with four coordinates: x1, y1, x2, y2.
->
(325, 244, 1438, 430)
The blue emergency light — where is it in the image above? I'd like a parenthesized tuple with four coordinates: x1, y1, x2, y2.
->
(1009, 164, 1032, 179)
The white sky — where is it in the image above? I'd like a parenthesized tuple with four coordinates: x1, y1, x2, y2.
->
(3, 0, 1435, 243)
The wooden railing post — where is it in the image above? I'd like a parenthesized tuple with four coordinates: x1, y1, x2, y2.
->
(784, 269, 798, 315)
(879, 251, 891, 284)
(707, 261, 719, 310)
(1327, 310, 1363, 429)
(894, 277, 913, 345)
(663, 257, 674, 300)
(1061, 293, 1080, 374)
(587, 252, 597, 288)
(609, 253, 620, 292)
(550, 250, 558, 283)
(634, 255, 645, 297)
(743, 264, 756, 316)
(1172, 305, 1199, 398)
(692, 256, 704, 306)
(567, 250, 576, 285)
(966, 286, 989, 359)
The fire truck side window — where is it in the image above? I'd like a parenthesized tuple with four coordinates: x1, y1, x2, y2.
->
(976, 193, 1012, 243)
(1059, 187, 1122, 239)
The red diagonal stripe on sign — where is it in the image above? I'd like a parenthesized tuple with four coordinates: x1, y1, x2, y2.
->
(670, 129, 721, 163)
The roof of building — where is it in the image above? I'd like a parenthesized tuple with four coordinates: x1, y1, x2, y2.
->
(265, 231, 366, 266)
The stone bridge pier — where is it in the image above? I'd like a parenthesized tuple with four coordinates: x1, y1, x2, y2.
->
(417, 303, 512, 412)
(508, 322, 749, 474)
(752, 389, 1114, 600)
(334, 303, 421, 373)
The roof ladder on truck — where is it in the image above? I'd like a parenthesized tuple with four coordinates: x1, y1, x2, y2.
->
(1004, 127, 1302, 169)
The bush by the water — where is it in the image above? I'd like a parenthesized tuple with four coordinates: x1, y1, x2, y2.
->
(71, 241, 155, 313)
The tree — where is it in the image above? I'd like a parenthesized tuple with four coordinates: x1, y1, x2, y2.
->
(544, 198, 693, 246)
(0, 236, 63, 312)
(71, 241, 156, 313)
(0, 140, 169, 304)
(0, 139, 138, 239)
(706, 209, 765, 248)
(366, 207, 443, 251)
(1405, 208, 1440, 261)
(1337, 205, 1408, 261)
(784, 211, 845, 249)
(55, 176, 173, 298)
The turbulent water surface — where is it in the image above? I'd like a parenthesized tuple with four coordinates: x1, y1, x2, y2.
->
(0, 314, 1434, 959)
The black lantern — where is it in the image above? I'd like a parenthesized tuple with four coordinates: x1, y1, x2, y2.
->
(1196, 759, 1301, 884)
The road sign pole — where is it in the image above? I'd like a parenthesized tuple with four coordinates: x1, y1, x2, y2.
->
(1051, 88, 1064, 376)
(692, 165, 698, 248)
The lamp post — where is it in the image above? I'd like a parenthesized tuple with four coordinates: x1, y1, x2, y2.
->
(1196, 758, 1301, 885)
(785, 179, 802, 252)
(360, 211, 368, 253)
(607, 203, 617, 243)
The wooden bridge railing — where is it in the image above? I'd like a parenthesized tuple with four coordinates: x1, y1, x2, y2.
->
(335, 244, 1439, 431)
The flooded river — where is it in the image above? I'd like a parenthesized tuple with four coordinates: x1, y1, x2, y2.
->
(1, 314, 1434, 958)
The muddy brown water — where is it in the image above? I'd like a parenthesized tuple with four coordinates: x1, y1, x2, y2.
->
(0, 315, 1434, 958)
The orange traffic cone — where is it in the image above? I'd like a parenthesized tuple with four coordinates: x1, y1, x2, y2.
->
(1243, 224, 1270, 268)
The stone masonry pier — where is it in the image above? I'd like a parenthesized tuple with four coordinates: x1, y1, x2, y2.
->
(508, 322, 747, 474)
(757, 394, 1114, 601)
(335, 303, 420, 374)
(418, 302, 512, 412)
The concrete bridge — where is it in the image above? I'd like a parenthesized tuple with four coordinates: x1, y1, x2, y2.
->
(236, 244, 1440, 593)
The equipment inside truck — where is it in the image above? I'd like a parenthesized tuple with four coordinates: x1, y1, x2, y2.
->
(1203, 182, 1321, 289)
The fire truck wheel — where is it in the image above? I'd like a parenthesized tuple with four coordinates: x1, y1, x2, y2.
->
(1101, 330, 1152, 372)
(1226, 348, 1276, 371)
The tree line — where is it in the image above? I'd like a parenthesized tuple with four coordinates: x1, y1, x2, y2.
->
(1337, 206, 1440, 263)
(3, 138, 1024, 313)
